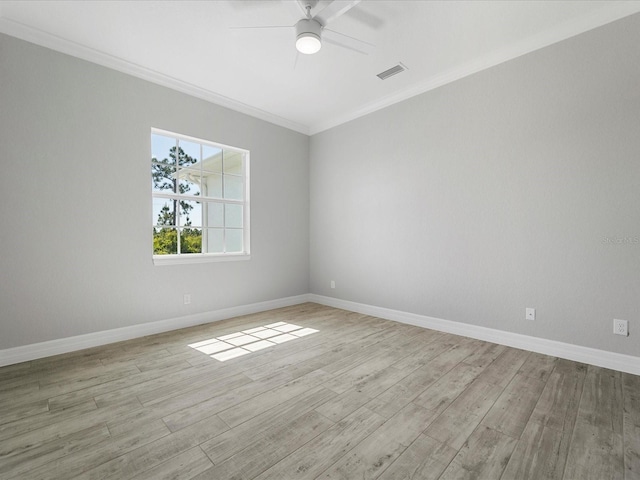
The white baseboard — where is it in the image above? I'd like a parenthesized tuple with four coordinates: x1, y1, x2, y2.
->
(0, 294, 311, 367)
(3, 293, 638, 376)
(309, 294, 640, 376)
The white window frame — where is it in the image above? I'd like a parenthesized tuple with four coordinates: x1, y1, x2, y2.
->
(151, 128, 250, 266)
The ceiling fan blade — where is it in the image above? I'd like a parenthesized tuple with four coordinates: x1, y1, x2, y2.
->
(314, 0, 361, 26)
(281, 0, 307, 21)
(323, 28, 374, 55)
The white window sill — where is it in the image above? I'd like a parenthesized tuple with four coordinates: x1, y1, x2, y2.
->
(153, 253, 251, 266)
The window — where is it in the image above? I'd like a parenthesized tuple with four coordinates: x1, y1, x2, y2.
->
(151, 129, 250, 264)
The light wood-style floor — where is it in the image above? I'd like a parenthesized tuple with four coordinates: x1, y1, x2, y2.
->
(1, 303, 638, 479)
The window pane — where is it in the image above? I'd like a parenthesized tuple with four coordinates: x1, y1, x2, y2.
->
(206, 228, 224, 253)
(180, 228, 202, 254)
(151, 134, 177, 165)
(178, 140, 201, 167)
(226, 229, 243, 253)
(202, 145, 222, 173)
(206, 202, 224, 228)
(153, 227, 177, 255)
(152, 197, 176, 226)
(178, 167, 201, 196)
(202, 171, 222, 198)
(225, 204, 243, 228)
(152, 162, 176, 193)
(224, 151, 244, 175)
(224, 175, 243, 200)
(179, 200, 202, 227)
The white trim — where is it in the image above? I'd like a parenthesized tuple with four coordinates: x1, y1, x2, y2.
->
(153, 254, 251, 266)
(0, 294, 310, 367)
(3, 293, 638, 375)
(0, 17, 310, 136)
(308, 4, 640, 135)
(308, 294, 640, 376)
(3, 6, 639, 137)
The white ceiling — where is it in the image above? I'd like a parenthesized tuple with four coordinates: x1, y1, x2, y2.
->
(1, 1, 639, 135)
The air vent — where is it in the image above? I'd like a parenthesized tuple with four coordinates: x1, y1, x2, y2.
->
(376, 63, 407, 80)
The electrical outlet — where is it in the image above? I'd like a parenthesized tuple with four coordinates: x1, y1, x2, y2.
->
(525, 308, 535, 321)
(183, 294, 191, 305)
(613, 319, 628, 336)
(330, 280, 335, 289)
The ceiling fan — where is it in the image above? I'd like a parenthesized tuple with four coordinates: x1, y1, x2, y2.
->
(233, 0, 375, 56)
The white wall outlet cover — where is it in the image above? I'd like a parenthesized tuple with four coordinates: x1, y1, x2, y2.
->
(525, 308, 535, 321)
(330, 280, 335, 289)
(613, 319, 628, 336)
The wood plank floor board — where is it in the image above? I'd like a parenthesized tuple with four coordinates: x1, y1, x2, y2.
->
(30, 363, 142, 398)
(94, 361, 243, 409)
(501, 419, 570, 480)
(100, 373, 258, 436)
(74, 414, 229, 480)
(160, 369, 296, 432)
(0, 399, 98, 443)
(562, 365, 627, 480)
(438, 425, 517, 480)
(241, 320, 412, 382)
(0, 303, 637, 479)
(136, 368, 250, 407)
(579, 365, 624, 434)
(425, 379, 504, 450)
(518, 352, 558, 383)
(0, 374, 42, 393)
(499, 369, 586, 480)
(216, 369, 333, 428)
(1, 423, 111, 480)
(6, 420, 171, 480)
(366, 342, 481, 419)
(0, 401, 143, 462)
(314, 388, 373, 422)
(388, 334, 455, 374)
(0, 398, 50, 425)
(129, 446, 213, 480)
(200, 385, 336, 465)
(98, 347, 174, 368)
(461, 341, 507, 370)
(316, 402, 439, 479)
(0, 380, 39, 399)
(563, 421, 625, 480)
(474, 347, 530, 387)
(352, 365, 414, 399)
(323, 349, 411, 395)
(194, 411, 334, 480)
(413, 363, 487, 415)
(481, 373, 547, 439)
(377, 433, 457, 480)
(622, 376, 640, 480)
(529, 370, 585, 432)
(46, 361, 194, 411)
(254, 407, 386, 480)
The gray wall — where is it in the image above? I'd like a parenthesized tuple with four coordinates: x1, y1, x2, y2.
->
(310, 14, 640, 356)
(0, 33, 310, 349)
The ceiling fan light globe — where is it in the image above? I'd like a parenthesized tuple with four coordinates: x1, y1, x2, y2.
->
(296, 33, 321, 54)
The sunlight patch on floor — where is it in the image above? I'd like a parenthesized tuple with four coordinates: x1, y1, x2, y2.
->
(188, 322, 319, 361)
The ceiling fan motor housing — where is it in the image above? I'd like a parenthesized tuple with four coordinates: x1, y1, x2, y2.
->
(296, 18, 322, 54)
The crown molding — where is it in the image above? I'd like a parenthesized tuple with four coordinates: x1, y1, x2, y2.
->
(1, 4, 639, 138)
(309, 4, 640, 135)
(0, 16, 310, 136)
